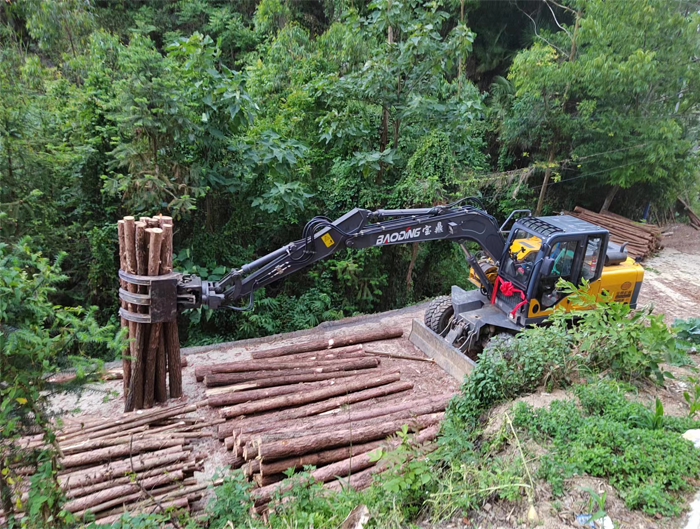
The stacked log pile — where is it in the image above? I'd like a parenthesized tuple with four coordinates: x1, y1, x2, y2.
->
(570, 206, 661, 259)
(117, 215, 182, 411)
(194, 327, 454, 511)
(0, 404, 215, 526)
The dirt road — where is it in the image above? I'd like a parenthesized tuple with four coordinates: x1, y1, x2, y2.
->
(637, 224, 700, 324)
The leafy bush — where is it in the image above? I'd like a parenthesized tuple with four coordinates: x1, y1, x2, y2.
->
(511, 380, 700, 516)
(449, 322, 573, 426)
(555, 281, 685, 383)
(0, 239, 123, 527)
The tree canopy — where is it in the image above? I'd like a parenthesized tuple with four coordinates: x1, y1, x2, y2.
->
(1, 0, 698, 346)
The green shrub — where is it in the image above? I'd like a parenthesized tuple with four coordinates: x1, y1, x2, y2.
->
(449, 322, 573, 426)
(511, 381, 700, 516)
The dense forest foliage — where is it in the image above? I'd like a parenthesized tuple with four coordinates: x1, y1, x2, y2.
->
(1, 0, 699, 348)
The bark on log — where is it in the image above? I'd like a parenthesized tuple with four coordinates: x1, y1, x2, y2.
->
(195, 351, 369, 381)
(60, 448, 189, 489)
(215, 374, 403, 439)
(65, 470, 183, 513)
(125, 221, 149, 411)
(363, 348, 435, 363)
(256, 344, 365, 363)
(207, 379, 343, 408)
(236, 396, 448, 448)
(257, 412, 444, 461)
(251, 328, 404, 359)
(259, 440, 383, 477)
(60, 437, 185, 468)
(219, 372, 400, 419)
(204, 357, 380, 387)
(66, 462, 190, 499)
(159, 221, 182, 399)
(117, 220, 131, 393)
(143, 227, 164, 408)
(205, 367, 379, 389)
(59, 404, 196, 442)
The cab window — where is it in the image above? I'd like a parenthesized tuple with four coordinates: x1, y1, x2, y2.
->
(501, 228, 542, 287)
(537, 239, 579, 309)
(581, 236, 603, 281)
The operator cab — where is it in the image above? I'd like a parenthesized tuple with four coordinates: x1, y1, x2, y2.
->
(496, 215, 614, 323)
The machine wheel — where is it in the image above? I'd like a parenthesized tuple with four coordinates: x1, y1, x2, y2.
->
(425, 295, 454, 334)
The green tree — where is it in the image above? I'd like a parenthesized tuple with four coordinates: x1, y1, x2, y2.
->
(502, 0, 700, 213)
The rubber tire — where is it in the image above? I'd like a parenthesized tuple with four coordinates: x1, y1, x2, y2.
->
(424, 295, 454, 334)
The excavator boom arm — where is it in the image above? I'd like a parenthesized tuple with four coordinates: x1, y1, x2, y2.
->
(177, 202, 505, 311)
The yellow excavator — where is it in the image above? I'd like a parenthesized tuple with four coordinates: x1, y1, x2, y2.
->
(119, 198, 644, 370)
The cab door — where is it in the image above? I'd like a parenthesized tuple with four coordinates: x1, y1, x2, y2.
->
(528, 237, 582, 318)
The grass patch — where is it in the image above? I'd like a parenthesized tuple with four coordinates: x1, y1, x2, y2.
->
(511, 379, 700, 516)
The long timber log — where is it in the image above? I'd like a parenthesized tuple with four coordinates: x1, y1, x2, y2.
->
(205, 367, 379, 389)
(251, 327, 404, 360)
(257, 412, 444, 461)
(219, 372, 401, 419)
(204, 357, 380, 387)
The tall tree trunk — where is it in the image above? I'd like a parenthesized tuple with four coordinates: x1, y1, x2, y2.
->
(600, 184, 620, 213)
(535, 146, 556, 216)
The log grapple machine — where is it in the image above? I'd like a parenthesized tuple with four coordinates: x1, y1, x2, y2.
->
(121, 198, 644, 370)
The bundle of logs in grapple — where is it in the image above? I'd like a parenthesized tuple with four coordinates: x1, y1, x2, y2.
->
(117, 215, 182, 412)
(0, 404, 217, 527)
(194, 327, 453, 512)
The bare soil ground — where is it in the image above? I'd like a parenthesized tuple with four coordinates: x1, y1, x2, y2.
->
(638, 224, 700, 325)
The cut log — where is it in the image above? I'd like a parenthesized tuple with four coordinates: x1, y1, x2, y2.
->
(257, 412, 443, 461)
(324, 465, 375, 492)
(236, 396, 448, 448)
(363, 348, 434, 363)
(195, 351, 370, 381)
(205, 367, 380, 389)
(215, 374, 405, 439)
(229, 393, 447, 441)
(91, 497, 189, 526)
(254, 473, 285, 487)
(143, 227, 164, 408)
(65, 462, 190, 499)
(125, 221, 148, 411)
(278, 380, 414, 420)
(256, 344, 365, 363)
(64, 470, 183, 513)
(60, 448, 189, 489)
(159, 221, 182, 399)
(311, 424, 439, 484)
(117, 220, 131, 393)
(251, 328, 404, 360)
(207, 379, 344, 408)
(204, 357, 381, 387)
(60, 437, 186, 468)
(58, 404, 196, 442)
(259, 440, 383, 477)
(219, 372, 401, 419)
